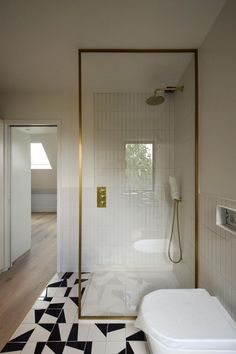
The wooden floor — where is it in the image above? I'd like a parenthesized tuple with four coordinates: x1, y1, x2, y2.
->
(0, 213, 57, 350)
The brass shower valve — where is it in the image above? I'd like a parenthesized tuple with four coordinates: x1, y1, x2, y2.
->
(97, 186, 106, 208)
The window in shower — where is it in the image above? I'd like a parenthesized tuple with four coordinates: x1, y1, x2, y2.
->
(125, 142, 153, 191)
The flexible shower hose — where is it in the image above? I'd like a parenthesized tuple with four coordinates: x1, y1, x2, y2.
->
(168, 199, 182, 263)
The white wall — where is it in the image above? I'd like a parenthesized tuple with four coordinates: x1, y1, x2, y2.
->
(0, 93, 78, 271)
(31, 194, 57, 213)
(199, 0, 236, 319)
(82, 92, 174, 271)
(173, 59, 195, 287)
(31, 132, 57, 212)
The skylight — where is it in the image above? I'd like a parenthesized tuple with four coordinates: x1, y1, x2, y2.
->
(31, 143, 52, 169)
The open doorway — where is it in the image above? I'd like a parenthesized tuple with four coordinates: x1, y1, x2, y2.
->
(0, 124, 59, 347)
(10, 126, 57, 270)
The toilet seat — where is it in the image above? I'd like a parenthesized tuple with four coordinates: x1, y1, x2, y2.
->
(136, 288, 236, 351)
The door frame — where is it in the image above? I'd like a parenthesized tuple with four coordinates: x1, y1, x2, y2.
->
(0, 119, 4, 273)
(78, 48, 199, 320)
(4, 119, 62, 272)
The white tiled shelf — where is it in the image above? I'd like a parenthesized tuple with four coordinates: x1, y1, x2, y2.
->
(216, 205, 236, 236)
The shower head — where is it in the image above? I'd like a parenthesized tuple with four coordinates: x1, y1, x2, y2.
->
(145, 95, 165, 105)
(146, 85, 184, 106)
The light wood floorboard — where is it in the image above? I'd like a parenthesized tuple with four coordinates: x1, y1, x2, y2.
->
(0, 213, 56, 350)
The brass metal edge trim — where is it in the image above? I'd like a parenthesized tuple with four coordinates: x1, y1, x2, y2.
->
(78, 49, 82, 318)
(194, 50, 199, 288)
(79, 316, 137, 320)
(78, 48, 199, 319)
(79, 49, 198, 54)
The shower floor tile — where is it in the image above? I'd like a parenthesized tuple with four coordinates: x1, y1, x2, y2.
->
(82, 270, 178, 316)
(0, 272, 149, 354)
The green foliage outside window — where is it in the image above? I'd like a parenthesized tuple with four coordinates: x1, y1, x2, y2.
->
(125, 143, 153, 191)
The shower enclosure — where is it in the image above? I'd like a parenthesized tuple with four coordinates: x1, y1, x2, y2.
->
(79, 50, 198, 319)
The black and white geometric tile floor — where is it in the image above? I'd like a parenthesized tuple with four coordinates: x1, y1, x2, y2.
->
(1, 272, 149, 354)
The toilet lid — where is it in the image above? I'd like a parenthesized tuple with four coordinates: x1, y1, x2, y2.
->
(137, 289, 236, 350)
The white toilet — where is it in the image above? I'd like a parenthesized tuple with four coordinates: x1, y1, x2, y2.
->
(136, 289, 236, 354)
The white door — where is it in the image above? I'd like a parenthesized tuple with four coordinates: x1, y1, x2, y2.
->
(0, 119, 4, 271)
(11, 128, 31, 262)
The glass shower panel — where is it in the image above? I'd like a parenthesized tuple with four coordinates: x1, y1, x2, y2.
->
(80, 52, 196, 318)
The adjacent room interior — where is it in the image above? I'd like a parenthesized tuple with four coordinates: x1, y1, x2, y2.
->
(10, 126, 57, 267)
(0, 125, 58, 349)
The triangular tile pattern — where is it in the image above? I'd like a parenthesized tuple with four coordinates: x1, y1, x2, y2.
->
(48, 324, 61, 342)
(95, 323, 107, 337)
(1, 342, 25, 352)
(34, 342, 46, 353)
(68, 324, 79, 341)
(9, 329, 34, 343)
(118, 349, 126, 354)
(0, 272, 148, 354)
(127, 341, 135, 354)
(126, 330, 146, 341)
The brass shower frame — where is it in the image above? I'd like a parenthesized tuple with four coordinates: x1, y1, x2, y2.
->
(78, 48, 199, 320)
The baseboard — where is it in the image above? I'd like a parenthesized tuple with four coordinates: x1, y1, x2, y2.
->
(31, 194, 57, 212)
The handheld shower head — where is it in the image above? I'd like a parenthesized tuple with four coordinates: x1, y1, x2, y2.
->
(169, 176, 181, 201)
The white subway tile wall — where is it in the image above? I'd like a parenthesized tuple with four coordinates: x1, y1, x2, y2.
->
(82, 92, 174, 271)
(199, 193, 236, 320)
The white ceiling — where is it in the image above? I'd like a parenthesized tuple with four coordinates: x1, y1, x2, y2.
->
(82, 53, 193, 92)
(16, 127, 57, 135)
(0, 0, 226, 93)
